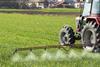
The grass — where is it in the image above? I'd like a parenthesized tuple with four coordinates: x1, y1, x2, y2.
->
(0, 13, 100, 67)
(0, 13, 76, 47)
(0, 8, 80, 13)
(36, 8, 80, 12)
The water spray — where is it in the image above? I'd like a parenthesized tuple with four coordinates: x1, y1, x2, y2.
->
(11, 44, 100, 62)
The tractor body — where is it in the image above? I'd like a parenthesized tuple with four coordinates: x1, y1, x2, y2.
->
(59, 0, 100, 52)
(76, 0, 100, 32)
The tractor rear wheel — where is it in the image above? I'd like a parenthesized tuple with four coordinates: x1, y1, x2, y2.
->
(59, 25, 75, 47)
(81, 21, 100, 52)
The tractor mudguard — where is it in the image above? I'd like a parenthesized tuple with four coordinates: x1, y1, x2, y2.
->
(86, 16, 100, 25)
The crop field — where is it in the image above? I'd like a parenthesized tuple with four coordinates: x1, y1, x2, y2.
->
(35, 8, 80, 12)
(0, 13, 100, 67)
(0, 8, 80, 13)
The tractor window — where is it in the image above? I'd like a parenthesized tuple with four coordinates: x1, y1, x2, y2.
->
(92, 0, 100, 14)
(82, 2, 91, 16)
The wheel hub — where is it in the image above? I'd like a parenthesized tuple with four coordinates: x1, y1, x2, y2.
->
(63, 34, 69, 44)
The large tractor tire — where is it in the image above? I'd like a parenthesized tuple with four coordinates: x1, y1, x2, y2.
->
(81, 21, 100, 52)
(59, 25, 75, 47)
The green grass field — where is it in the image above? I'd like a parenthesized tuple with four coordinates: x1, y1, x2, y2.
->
(36, 8, 80, 12)
(0, 13, 100, 67)
(0, 8, 80, 13)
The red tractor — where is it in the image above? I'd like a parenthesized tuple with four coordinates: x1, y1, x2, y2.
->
(59, 0, 100, 52)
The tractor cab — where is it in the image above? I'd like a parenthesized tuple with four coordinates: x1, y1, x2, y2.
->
(82, 0, 91, 16)
(82, 0, 100, 16)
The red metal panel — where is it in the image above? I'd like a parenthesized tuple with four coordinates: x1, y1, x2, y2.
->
(87, 15, 100, 25)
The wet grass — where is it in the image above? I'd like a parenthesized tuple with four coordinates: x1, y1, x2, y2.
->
(0, 13, 100, 67)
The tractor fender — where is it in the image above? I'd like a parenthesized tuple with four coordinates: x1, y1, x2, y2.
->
(86, 17, 100, 25)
